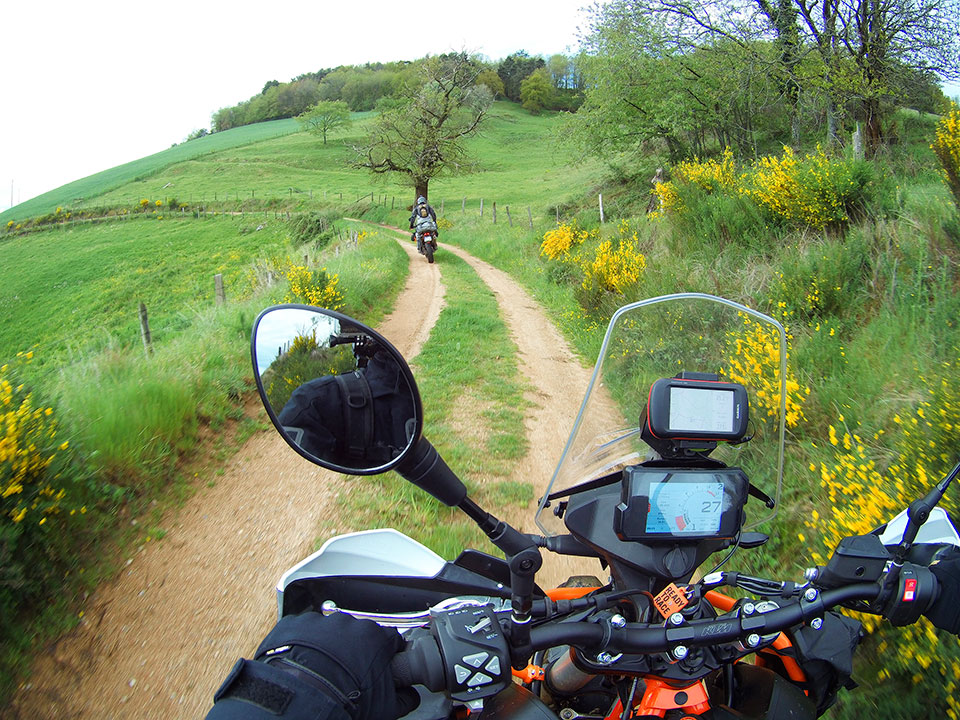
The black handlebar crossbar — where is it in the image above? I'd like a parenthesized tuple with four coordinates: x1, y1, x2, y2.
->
(528, 582, 880, 655)
(391, 582, 883, 690)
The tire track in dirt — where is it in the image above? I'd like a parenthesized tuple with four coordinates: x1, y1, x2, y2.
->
(8, 243, 445, 720)
(379, 226, 604, 588)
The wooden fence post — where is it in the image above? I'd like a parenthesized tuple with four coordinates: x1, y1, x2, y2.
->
(214, 274, 225, 304)
(493, 202, 497, 224)
(599, 194, 605, 223)
(139, 302, 153, 356)
(506, 205, 512, 227)
(440, 199, 445, 214)
(462, 197, 466, 213)
(480, 198, 484, 217)
(528, 207, 533, 229)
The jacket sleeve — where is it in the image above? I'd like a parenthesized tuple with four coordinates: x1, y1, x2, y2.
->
(205, 658, 352, 720)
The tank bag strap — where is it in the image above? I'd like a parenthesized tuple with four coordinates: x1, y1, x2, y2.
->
(334, 371, 373, 460)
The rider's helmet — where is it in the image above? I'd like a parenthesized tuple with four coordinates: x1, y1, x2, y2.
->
(416, 196, 427, 206)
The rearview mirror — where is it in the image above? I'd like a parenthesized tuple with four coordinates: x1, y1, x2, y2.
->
(251, 305, 423, 474)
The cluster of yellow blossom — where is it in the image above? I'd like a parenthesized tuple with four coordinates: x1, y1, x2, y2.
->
(675, 147, 738, 192)
(742, 146, 852, 229)
(283, 265, 346, 310)
(724, 315, 808, 428)
(808, 361, 960, 716)
(540, 221, 596, 261)
(651, 148, 737, 217)
(651, 146, 862, 230)
(932, 102, 960, 208)
(582, 238, 647, 295)
(541, 220, 647, 302)
(1, 353, 70, 527)
(650, 180, 683, 217)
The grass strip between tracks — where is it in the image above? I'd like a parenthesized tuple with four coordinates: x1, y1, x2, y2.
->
(322, 246, 533, 559)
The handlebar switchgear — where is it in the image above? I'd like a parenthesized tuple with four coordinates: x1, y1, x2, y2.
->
(393, 605, 511, 704)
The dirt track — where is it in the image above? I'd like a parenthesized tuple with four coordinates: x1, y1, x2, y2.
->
(9, 229, 598, 719)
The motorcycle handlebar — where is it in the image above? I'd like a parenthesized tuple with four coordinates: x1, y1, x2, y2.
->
(531, 582, 881, 655)
(389, 581, 887, 690)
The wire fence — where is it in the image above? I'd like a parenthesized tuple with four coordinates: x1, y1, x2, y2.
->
(3, 185, 605, 239)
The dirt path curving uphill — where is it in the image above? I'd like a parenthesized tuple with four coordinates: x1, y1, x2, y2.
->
(9, 229, 599, 719)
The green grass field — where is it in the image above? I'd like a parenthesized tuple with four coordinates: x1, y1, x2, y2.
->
(0, 119, 301, 224)
(0, 215, 290, 369)
(2, 104, 601, 227)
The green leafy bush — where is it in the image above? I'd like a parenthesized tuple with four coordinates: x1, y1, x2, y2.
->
(289, 211, 341, 248)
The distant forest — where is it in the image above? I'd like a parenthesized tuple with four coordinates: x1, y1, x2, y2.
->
(207, 52, 584, 133)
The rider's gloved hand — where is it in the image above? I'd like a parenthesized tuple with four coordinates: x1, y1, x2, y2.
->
(206, 612, 414, 720)
(926, 550, 960, 634)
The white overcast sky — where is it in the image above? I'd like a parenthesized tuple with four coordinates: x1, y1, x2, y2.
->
(0, 0, 591, 212)
(2, 2, 958, 214)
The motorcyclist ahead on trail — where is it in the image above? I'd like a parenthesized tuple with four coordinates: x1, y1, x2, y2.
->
(409, 196, 438, 252)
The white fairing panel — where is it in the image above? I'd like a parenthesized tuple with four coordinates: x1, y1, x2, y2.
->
(878, 507, 960, 547)
(276, 529, 446, 615)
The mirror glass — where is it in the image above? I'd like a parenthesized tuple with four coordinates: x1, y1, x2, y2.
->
(252, 305, 421, 474)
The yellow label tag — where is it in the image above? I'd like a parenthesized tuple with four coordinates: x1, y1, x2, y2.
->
(653, 583, 690, 619)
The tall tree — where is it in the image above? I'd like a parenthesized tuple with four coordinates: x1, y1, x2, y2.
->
(617, 0, 960, 152)
(568, 1, 781, 162)
(521, 68, 554, 113)
(354, 53, 492, 201)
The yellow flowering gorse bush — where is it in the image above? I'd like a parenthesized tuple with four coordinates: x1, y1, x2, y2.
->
(932, 101, 960, 209)
(284, 265, 346, 310)
(742, 146, 854, 229)
(541, 220, 647, 307)
(724, 315, 808, 428)
(1, 353, 71, 527)
(806, 360, 960, 717)
(677, 147, 738, 192)
(652, 146, 867, 231)
(582, 236, 647, 295)
(540, 221, 595, 261)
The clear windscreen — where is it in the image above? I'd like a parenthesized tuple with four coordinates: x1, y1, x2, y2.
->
(535, 294, 786, 536)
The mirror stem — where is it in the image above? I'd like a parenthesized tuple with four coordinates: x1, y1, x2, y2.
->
(457, 496, 541, 667)
(396, 438, 468, 507)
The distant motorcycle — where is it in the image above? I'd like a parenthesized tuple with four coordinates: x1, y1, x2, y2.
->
(413, 211, 439, 263)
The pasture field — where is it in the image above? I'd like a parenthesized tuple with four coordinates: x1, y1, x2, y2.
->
(3, 103, 602, 228)
(0, 215, 290, 371)
(0, 119, 301, 224)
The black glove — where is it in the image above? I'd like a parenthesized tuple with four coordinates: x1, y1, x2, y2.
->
(926, 550, 960, 634)
(207, 612, 413, 720)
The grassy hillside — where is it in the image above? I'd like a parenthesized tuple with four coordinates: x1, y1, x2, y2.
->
(0, 215, 289, 365)
(2, 104, 600, 228)
(0, 119, 301, 224)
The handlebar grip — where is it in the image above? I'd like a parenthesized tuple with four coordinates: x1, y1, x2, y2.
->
(391, 635, 445, 691)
